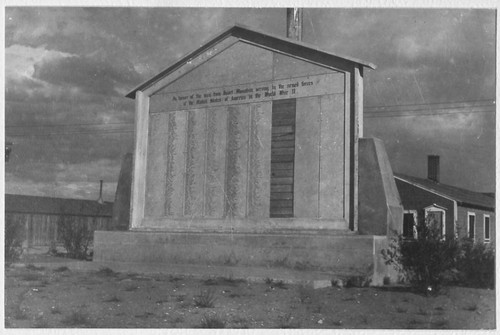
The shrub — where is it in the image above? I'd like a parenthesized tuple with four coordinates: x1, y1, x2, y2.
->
(51, 306, 62, 314)
(219, 275, 246, 286)
(5, 214, 25, 266)
(61, 309, 94, 327)
(123, 284, 139, 291)
(382, 219, 460, 294)
(194, 288, 217, 308)
(25, 264, 45, 271)
(48, 241, 58, 255)
(297, 285, 312, 304)
(33, 316, 50, 328)
(345, 275, 371, 288)
(96, 267, 118, 277)
(273, 280, 288, 290)
(103, 295, 122, 303)
(200, 314, 225, 328)
(463, 303, 478, 311)
(395, 306, 407, 314)
(277, 313, 300, 328)
(456, 239, 495, 289)
(57, 216, 92, 260)
(20, 272, 44, 282)
(13, 306, 29, 320)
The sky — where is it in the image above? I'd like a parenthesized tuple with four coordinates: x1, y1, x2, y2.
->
(4, 6, 496, 201)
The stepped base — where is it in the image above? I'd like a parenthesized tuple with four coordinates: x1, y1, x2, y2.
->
(93, 230, 395, 286)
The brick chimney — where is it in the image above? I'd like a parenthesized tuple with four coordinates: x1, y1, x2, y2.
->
(427, 155, 440, 183)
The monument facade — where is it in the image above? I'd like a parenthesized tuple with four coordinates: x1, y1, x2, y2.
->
(127, 25, 374, 233)
(94, 25, 400, 285)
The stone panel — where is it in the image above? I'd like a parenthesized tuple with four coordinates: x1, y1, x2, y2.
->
(319, 94, 345, 219)
(225, 105, 250, 218)
(165, 111, 187, 217)
(159, 42, 274, 94)
(144, 113, 168, 217)
(247, 102, 272, 218)
(204, 108, 228, 218)
(184, 109, 207, 217)
(294, 97, 320, 218)
(152, 73, 343, 112)
(273, 53, 338, 79)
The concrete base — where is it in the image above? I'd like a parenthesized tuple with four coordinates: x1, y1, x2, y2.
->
(93, 230, 396, 286)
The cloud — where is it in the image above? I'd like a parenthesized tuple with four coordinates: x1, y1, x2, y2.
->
(5, 158, 122, 201)
(364, 51, 494, 107)
(6, 7, 285, 96)
(32, 54, 142, 97)
(4, 7, 495, 199)
(5, 172, 117, 201)
(5, 44, 76, 101)
(6, 44, 73, 80)
(54, 159, 122, 183)
(4, 174, 49, 197)
(4, 7, 285, 201)
(305, 8, 495, 106)
(6, 8, 96, 51)
(6, 126, 133, 165)
(364, 108, 495, 192)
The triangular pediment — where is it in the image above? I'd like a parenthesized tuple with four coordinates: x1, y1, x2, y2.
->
(155, 40, 338, 96)
(126, 25, 375, 98)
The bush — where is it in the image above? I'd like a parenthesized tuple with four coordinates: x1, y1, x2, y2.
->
(5, 214, 25, 266)
(382, 219, 460, 294)
(200, 314, 225, 328)
(456, 239, 495, 289)
(193, 288, 217, 308)
(61, 309, 94, 327)
(57, 216, 92, 260)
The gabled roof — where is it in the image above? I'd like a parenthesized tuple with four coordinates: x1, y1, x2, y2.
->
(5, 194, 113, 217)
(394, 173, 495, 211)
(126, 24, 376, 99)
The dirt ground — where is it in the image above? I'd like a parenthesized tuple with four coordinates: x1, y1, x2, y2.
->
(4, 262, 496, 329)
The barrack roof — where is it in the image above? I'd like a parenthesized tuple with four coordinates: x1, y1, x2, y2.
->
(394, 173, 495, 211)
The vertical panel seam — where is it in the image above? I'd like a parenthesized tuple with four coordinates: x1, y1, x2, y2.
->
(245, 104, 252, 218)
(224, 107, 230, 218)
(202, 108, 209, 218)
(164, 112, 173, 217)
(291, 98, 296, 218)
(182, 111, 188, 217)
(183, 111, 191, 217)
(162, 113, 170, 217)
(318, 96, 322, 219)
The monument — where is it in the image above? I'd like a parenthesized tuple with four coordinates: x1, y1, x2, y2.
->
(94, 25, 401, 285)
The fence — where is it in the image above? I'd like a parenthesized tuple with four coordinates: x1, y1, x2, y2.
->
(5, 212, 113, 248)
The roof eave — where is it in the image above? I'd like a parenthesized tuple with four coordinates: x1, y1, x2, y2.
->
(395, 175, 495, 211)
(125, 25, 238, 99)
(231, 24, 376, 69)
(456, 201, 495, 213)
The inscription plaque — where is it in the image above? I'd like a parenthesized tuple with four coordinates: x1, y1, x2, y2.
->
(151, 73, 344, 112)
